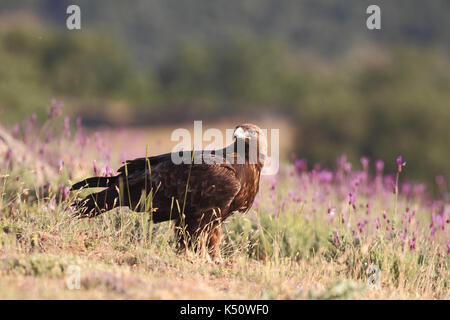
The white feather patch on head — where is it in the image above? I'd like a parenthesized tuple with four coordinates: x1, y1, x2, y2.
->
(233, 126, 247, 139)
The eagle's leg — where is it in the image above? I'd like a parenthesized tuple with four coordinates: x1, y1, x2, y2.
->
(196, 209, 223, 259)
(206, 221, 223, 260)
(174, 210, 223, 259)
(193, 220, 223, 260)
(174, 216, 196, 253)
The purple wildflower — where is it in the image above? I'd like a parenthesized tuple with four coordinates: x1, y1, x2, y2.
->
(317, 170, 333, 184)
(93, 160, 98, 175)
(313, 163, 322, 171)
(104, 165, 113, 177)
(375, 218, 381, 230)
(409, 235, 416, 251)
(366, 203, 373, 215)
(431, 212, 446, 231)
(360, 157, 369, 171)
(336, 155, 347, 169)
(5, 148, 12, 163)
(401, 183, 412, 197)
(12, 124, 20, 138)
(48, 99, 63, 119)
(333, 232, 339, 246)
(375, 160, 384, 175)
(76, 116, 82, 131)
(274, 207, 279, 219)
(288, 190, 301, 203)
(294, 158, 307, 173)
(435, 175, 445, 186)
(57, 185, 70, 202)
(64, 186, 70, 201)
(400, 229, 408, 241)
(64, 117, 71, 138)
(270, 178, 278, 192)
(344, 162, 352, 173)
(348, 193, 356, 210)
(357, 219, 368, 233)
(59, 160, 65, 174)
(396, 156, 406, 173)
(384, 174, 395, 193)
(413, 184, 426, 197)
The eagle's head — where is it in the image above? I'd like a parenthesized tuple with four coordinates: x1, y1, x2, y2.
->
(233, 123, 267, 166)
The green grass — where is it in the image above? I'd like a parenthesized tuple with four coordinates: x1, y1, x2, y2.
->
(0, 119, 448, 299)
(0, 173, 447, 299)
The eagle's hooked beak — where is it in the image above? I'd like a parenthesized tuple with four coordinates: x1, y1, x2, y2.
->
(233, 127, 248, 140)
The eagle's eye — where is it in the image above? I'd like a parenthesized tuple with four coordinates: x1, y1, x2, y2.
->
(248, 128, 256, 136)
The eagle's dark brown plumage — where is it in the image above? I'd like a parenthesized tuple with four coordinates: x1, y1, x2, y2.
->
(71, 124, 267, 256)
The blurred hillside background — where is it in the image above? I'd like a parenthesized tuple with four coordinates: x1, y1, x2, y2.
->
(0, 0, 449, 185)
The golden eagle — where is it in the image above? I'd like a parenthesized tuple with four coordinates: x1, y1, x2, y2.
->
(71, 124, 267, 256)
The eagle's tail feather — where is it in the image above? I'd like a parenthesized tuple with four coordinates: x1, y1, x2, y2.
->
(72, 187, 120, 218)
(70, 176, 117, 191)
